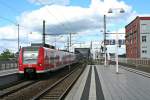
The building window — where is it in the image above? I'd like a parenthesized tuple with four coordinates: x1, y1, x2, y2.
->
(142, 46, 147, 48)
(142, 50, 147, 54)
(142, 36, 146, 42)
(141, 24, 147, 25)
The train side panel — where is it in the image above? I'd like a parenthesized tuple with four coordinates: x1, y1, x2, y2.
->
(18, 46, 77, 76)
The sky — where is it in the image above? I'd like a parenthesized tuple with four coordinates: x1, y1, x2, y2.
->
(0, 0, 150, 55)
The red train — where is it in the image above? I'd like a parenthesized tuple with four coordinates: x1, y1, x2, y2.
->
(18, 43, 77, 76)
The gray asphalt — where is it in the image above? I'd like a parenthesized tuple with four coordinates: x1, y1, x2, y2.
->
(0, 73, 19, 87)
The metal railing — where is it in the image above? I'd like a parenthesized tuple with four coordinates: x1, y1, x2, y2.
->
(0, 60, 17, 71)
(111, 57, 150, 66)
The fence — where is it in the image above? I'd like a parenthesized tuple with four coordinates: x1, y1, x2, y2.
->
(111, 57, 150, 66)
(0, 60, 17, 70)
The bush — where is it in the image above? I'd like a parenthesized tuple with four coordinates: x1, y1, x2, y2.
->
(0, 49, 15, 61)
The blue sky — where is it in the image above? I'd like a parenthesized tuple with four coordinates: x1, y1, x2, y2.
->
(0, 0, 149, 22)
(125, 0, 150, 14)
(70, 0, 91, 7)
(0, 0, 149, 26)
(0, 0, 149, 54)
(0, 0, 91, 25)
(0, 0, 38, 26)
(0, 0, 149, 24)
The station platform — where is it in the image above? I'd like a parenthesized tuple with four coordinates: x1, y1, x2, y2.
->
(0, 69, 18, 77)
(65, 65, 150, 100)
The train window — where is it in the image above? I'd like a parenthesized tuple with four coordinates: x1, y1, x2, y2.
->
(23, 49, 38, 64)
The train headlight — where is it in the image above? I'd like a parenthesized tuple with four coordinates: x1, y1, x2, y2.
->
(39, 64, 42, 66)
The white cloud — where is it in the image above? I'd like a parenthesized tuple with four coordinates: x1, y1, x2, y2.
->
(0, 0, 139, 53)
(0, 25, 17, 39)
(28, 0, 70, 6)
(90, 0, 132, 15)
(18, 0, 132, 36)
(18, 5, 96, 34)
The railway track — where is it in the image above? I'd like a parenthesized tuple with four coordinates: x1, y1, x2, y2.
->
(0, 79, 25, 90)
(0, 63, 84, 100)
(0, 80, 38, 99)
(120, 65, 150, 78)
(32, 64, 85, 100)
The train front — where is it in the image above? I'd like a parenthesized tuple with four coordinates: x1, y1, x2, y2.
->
(18, 46, 44, 77)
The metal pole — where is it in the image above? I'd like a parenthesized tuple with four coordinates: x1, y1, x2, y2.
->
(43, 20, 45, 46)
(116, 32, 119, 73)
(91, 41, 92, 63)
(17, 24, 19, 52)
(104, 15, 107, 66)
(69, 33, 72, 71)
(67, 37, 69, 51)
(69, 33, 71, 52)
(55, 35, 56, 47)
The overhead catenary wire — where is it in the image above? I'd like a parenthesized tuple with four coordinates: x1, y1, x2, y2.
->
(49, 5, 73, 33)
(0, 1, 25, 28)
(0, 15, 31, 30)
(0, 0, 78, 36)
(0, 16, 17, 25)
(36, 0, 69, 33)
(35, 0, 79, 44)
(37, 0, 77, 35)
(0, 18, 60, 50)
(50, 7, 78, 50)
(50, 6, 79, 50)
(0, 0, 21, 15)
(0, 16, 32, 47)
(0, 0, 76, 49)
(0, 1, 55, 33)
(36, 0, 73, 48)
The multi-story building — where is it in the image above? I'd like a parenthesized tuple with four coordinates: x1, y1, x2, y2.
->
(125, 16, 150, 58)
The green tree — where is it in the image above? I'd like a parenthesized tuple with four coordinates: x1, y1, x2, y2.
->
(0, 49, 15, 60)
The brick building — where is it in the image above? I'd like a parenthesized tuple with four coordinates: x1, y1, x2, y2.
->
(125, 16, 150, 58)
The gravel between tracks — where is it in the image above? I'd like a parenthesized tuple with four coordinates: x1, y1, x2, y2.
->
(2, 63, 83, 100)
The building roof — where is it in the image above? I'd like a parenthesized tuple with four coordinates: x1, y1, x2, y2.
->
(125, 16, 139, 28)
(125, 16, 150, 28)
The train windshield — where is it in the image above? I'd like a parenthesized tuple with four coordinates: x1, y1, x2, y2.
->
(23, 48, 39, 64)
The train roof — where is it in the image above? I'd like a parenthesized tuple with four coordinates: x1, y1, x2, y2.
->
(21, 43, 55, 50)
(31, 43, 55, 49)
(22, 43, 75, 54)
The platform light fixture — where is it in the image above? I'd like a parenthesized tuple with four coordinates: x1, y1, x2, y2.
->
(108, 8, 125, 74)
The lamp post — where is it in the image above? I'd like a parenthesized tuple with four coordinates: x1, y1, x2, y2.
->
(17, 24, 20, 52)
(108, 8, 125, 73)
(104, 15, 107, 66)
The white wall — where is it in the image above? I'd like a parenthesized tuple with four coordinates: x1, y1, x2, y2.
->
(140, 20, 150, 58)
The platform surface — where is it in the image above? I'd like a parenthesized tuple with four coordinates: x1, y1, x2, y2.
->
(65, 65, 150, 100)
(0, 69, 18, 77)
